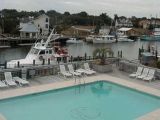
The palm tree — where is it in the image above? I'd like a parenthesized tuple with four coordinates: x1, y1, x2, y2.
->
(93, 48, 114, 65)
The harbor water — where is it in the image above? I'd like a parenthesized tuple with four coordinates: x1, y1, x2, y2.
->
(0, 40, 160, 63)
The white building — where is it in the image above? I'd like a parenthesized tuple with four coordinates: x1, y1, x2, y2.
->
(19, 14, 49, 38)
(115, 17, 133, 28)
(20, 22, 39, 38)
(33, 14, 49, 36)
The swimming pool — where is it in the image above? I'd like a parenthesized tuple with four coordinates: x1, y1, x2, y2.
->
(0, 81, 159, 120)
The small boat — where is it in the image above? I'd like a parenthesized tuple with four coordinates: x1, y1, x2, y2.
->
(117, 35, 134, 42)
(66, 38, 83, 44)
(93, 35, 116, 43)
(7, 29, 69, 68)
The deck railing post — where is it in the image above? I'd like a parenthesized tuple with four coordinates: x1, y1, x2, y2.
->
(42, 59, 45, 65)
(70, 56, 73, 62)
(17, 61, 20, 68)
(4, 61, 7, 69)
(33, 60, 35, 66)
(84, 53, 87, 61)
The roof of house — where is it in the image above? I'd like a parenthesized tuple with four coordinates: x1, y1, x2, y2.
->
(19, 22, 38, 32)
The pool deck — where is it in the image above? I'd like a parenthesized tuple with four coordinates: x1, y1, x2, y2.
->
(0, 74, 160, 120)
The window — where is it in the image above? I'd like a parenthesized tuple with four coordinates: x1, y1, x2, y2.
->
(45, 24, 48, 29)
(39, 50, 45, 55)
(46, 50, 49, 54)
(46, 18, 48, 22)
(49, 50, 52, 54)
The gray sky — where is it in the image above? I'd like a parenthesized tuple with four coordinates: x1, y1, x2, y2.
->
(1, 0, 160, 18)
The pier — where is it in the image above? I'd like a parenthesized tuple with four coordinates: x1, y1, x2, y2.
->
(0, 36, 69, 48)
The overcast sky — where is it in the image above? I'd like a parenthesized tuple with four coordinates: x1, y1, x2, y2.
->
(1, 0, 160, 18)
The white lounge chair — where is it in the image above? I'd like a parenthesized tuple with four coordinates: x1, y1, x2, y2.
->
(13, 77, 29, 85)
(129, 67, 143, 78)
(59, 65, 73, 78)
(68, 64, 81, 76)
(76, 68, 94, 75)
(4, 72, 17, 86)
(143, 69, 155, 82)
(0, 80, 8, 88)
(84, 63, 96, 74)
(137, 68, 149, 79)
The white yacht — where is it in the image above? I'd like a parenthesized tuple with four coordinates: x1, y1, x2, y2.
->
(93, 35, 116, 43)
(66, 38, 83, 44)
(7, 29, 69, 68)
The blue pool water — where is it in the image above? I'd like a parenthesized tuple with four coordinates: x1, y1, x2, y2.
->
(0, 81, 159, 120)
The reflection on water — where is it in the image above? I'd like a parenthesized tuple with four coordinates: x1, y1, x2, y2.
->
(0, 41, 160, 63)
(90, 82, 112, 96)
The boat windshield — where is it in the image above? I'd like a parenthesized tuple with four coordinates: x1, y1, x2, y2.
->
(30, 48, 40, 54)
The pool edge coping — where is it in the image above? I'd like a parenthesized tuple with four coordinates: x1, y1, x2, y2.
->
(0, 74, 160, 120)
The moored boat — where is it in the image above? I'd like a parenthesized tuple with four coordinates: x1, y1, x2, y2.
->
(66, 38, 83, 44)
(140, 28, 160, 41)
(7, 29, 69, 68)
(93, 35, 116, 43)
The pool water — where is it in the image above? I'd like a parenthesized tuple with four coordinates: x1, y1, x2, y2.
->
(0, 81, 159, 120)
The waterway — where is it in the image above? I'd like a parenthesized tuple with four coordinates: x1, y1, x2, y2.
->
(0, 40, 160, 63)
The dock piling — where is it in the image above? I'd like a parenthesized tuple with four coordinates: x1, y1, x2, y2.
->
(48, 58, 50, 65)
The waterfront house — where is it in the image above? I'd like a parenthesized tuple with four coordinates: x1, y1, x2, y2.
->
(61, 26, 95, 37)
(115, 16, 133, 28)
(139, 19, 160, 29)
(33, 14, 49, 36)
(138, 19, 150, 29)
(117, 27, 148, 36)
(20, 22, 39, 38)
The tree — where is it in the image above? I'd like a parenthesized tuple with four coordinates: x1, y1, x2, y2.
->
(93, 48, 113, 65)
(64, 11, 70, 16)
(78, 11, 88, 17)
(39, 10, 45, 14)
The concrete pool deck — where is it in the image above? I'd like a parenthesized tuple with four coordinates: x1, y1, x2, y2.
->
(0, 74, 159, 120)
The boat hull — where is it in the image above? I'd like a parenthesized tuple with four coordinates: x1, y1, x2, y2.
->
(140, 35, 160, 41)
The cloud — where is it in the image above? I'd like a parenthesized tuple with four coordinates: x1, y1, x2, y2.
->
(1, 0, 160, 18)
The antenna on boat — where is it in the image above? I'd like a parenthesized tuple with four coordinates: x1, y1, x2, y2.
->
(44, 28, 55, 47)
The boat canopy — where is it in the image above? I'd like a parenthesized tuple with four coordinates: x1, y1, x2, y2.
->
(118, 28, 132, 32)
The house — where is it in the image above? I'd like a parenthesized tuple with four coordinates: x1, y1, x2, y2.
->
(117, 27, 149, 36)
(20, 22, 39, 38)
(19, 14, 49, 38)
(115, 16, 133, 28)
(61, 26, 96, 37)
(139, 19, 160, 29)
(33, 14, 49, 36)
(138, 19, 150, 29)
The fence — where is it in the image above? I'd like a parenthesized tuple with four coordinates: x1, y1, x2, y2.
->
(0, 57, 118, 80)
(118, 58, 160, 79)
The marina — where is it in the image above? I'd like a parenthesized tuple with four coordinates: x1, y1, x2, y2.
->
(1, 1, 160, 120)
